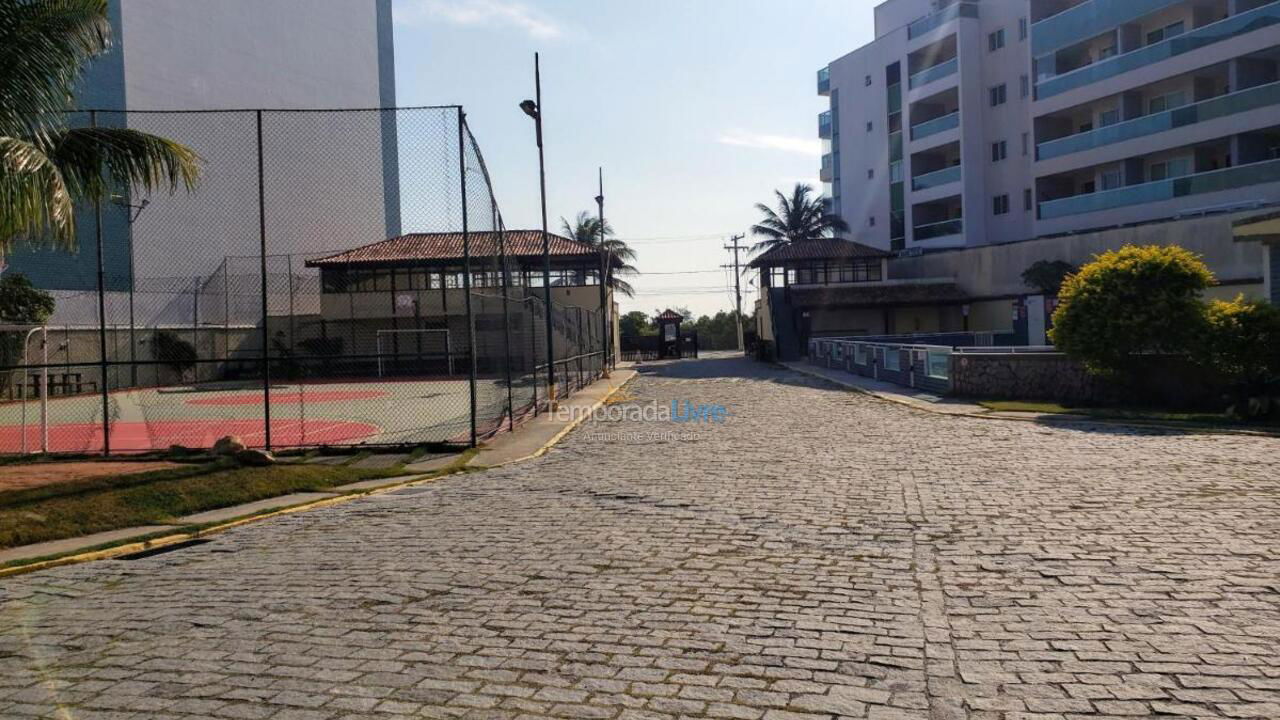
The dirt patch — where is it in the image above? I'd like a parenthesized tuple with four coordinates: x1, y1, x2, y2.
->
(0, 461, 185, 493)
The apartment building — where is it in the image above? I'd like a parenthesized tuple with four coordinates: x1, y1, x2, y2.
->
(819, 0, 1280, 250)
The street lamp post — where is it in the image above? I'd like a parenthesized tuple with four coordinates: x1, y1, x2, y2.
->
(521, 52, 556, 406)
(595, 167, 610, 376)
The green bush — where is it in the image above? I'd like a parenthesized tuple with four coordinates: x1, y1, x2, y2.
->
(1050, 245, 1214, 377)
(1202, 296, 1280, 419)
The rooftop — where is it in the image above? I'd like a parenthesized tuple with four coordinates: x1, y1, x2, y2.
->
(305, 231, 611, 267)
(748, 239, 890, 268)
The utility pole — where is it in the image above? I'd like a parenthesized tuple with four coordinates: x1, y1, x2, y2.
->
(723, 234, 746, 353)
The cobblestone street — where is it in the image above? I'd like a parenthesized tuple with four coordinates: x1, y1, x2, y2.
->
(2, 356, 1278, 719)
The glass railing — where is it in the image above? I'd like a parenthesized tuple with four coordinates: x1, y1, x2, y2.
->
(1036, 2, 1280, 100)
(911, 165, 962, 191)
(819, 110, 833, 139)
(1032, 0, 1181, 56)
(890, 131, 903, 162)
(913, 218, 964, 240)
(1038, 157, 1280, 219)
(908, 2, 979, 40)
(820, 153, 836, 182)
(909, 57, 958, 89)
(1038, 81, 1280, 160)
(818, 66, 831, 95)
(888, 83, 902, 115)
(910, 111, 960, 141)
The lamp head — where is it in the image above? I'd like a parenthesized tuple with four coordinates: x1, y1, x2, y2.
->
(519, 100, 539, 119)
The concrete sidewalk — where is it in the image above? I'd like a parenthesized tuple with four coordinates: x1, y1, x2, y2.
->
(784, 361, 988, 416)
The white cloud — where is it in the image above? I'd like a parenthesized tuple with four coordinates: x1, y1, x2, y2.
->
(717, 130, 821, 157)
(396, 0, 563, 40)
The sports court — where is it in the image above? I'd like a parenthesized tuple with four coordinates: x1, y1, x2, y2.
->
(0, 376, 520, 454)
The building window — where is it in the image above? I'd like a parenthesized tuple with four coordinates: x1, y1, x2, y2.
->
(988, 28, 1005, 51)
(869, 216, 876, 227)
(890, 161, 903, 183)
(991, 140, 1008, 162)
(867, 168, 875, 179)
(1024, 188, 1033, 212)
(1148, 91, 1187, 114)
(1020, 74, 1029, 98)
(1022, 132, 1030, 156)
(866, 121, 874, 132)
(1146, 20, 1185, 46)
(990, 84, 1007, 106)
(865, 74, 872, 86)
(1018, 17, 1028, 41)
(993, 194, 1010, 215)
(1099, 108, 1120, 126)
(1101, 169, 1123, 190)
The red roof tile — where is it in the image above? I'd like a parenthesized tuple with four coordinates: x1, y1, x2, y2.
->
(748, 238, 889, 268)
(305, 231, 603, 267)
(656, 309, 685, 321)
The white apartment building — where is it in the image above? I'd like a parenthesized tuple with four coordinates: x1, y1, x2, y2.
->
(819, 0, 1280, 250)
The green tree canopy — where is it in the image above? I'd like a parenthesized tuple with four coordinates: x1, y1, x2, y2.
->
(749, 183, 850, 255)
(559, 211, 638, 297)
(1021, 259, 1077, 296)
(1049, 244, 1214, 376)
(0, 272, 55, 323)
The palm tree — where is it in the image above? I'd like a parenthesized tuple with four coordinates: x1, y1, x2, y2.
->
(1, 0, 200, 252)
(559, 210, 638, 297)
(749, 183, 850, 255)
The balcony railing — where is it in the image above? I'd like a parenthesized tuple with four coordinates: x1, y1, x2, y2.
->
(907, 2, 979, 40)
(913, 218, 964, 240)
(1038, 157, 1280, 219)
(1036, 2, 1280, 101)
(820, 152, 836, 183)
(1031, 0, 1182, 56)
(911, 165, 962, 192)
(819, 110, 833, 140)
(818, 67, 831, 95)
(1038, 81, 1280, 161)
(908, 57, 958, 90)
(910, 111, 960, 141)
(888, 83, 902, 115)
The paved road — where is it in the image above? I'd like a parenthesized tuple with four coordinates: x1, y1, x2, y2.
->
(2, 356, 1279, 719)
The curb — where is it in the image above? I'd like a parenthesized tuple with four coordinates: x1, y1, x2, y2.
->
(0, 455, 474, 580)
(469, 372, 638, 468)
(785, 362, 1280, 438)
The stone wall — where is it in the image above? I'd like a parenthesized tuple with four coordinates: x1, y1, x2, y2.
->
(950, 353, 1224, 409)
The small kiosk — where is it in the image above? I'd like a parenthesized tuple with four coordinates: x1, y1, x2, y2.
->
(655, 309, 685, 359)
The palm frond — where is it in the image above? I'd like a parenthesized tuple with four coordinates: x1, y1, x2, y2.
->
(609, 276, 635, 298)
(47, 126, 200, 200)
(0, 0, 111, 136)
(0, 135, 74, 250)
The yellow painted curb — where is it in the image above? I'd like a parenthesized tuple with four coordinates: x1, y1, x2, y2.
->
(0, 459, 473, 580)
(473, 372, 638, 468)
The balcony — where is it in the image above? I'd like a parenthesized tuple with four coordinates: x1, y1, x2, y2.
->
(1031, 0, 1182, 56)
(910, 111, 960, 141)
(911, 165, 962, 192)
(909, 57, 958, 90)
(1038, 156, 1280, 219)
(1038, 81, 1280, 161)
(1036, 2, 1280, 101)
(818, 66, 831, 95)
(907, 2, 979, 40)
(819, 110, 833, 140)
(820, 153, 836, 183)
(913, 218, 964, 240)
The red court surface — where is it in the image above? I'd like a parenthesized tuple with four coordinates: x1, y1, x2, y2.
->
(0, 419, 381, 454)
(186, 389, 390, 407)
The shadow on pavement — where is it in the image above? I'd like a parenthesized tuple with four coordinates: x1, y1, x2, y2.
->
(633, 355, 848, 391)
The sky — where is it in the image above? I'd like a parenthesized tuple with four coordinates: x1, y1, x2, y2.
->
(391, 0, 876, 318)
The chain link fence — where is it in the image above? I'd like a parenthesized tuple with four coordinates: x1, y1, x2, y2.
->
(0, 107, 607, 455)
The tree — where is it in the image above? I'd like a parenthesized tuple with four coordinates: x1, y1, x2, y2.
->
(749, 183, 850, 255)
(0, 272, 56, 394)
(1021, 259, 1076, 296)
(619, 310, 653, 337)
(152, 330, 196, 382)
(1, 0, 201, 251)
(1202, 296, 1280, 419)
(559, 210, 638, 297)
(1049, 245, 1214, 376)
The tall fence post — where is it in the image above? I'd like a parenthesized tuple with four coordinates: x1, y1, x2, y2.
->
(458, 108, 478, 448)
(255, 110, 272, 451)
(497, 215, 515, 432)
(91, 110, 111, 456)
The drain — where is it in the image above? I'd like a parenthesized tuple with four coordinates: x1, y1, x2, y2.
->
(116, 539, 212, 560)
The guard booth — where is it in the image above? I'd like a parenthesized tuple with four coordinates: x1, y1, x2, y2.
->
(655, 309, 684, 359)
